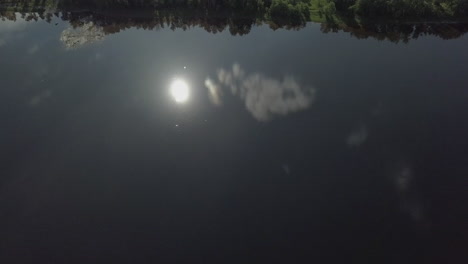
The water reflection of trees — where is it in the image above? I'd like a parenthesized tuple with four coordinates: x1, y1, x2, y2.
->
(321, 19, 468, 43)
(1, 8, 307, 35)
(65, 11, 265, 36)
(1, 8, 468, 42)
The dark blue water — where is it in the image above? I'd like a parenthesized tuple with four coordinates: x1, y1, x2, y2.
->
(0, 14, 467, 264)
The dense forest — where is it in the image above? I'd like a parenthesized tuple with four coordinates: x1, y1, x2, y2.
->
(1, 8, 468, 44)
(2, 0, 468, 21)
(1, 0, 468, 44)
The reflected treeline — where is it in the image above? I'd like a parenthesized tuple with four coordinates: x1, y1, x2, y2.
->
(0, 7, 306, 36)
(321, 18, 468, 43)
(1, 7, 468, 42)
(60, 10, 294, 36)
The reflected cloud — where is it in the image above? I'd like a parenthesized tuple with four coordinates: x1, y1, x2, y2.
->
(28, 44, 39, 54)
(205, 78, 222, 106)
(94, 52, 103, 60)
(393, 164, 425, 223)
(88, 52, 104, 63)
(282, 164, 291, 175)
(395, 166, 412, 193)
(60, 22, 105, 50)
(206, 64, 315, 121)
(30, 90, 52, 106)
(347, 125, 368, 147)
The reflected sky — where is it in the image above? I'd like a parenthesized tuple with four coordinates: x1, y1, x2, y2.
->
(1, 13, 468, 264)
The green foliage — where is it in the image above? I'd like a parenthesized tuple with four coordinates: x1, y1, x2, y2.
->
(58, 0, 271, 11)
(2, 0, 468, 42)
(269, 0, 310, 24)
(348, 0, 468, 18)
(1, 0, 468, 21)
(317, 0, 336, 17)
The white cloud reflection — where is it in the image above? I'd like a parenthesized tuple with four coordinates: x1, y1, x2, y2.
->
(30, 90, 52, 106)
(393, 164, 425, 223)
(347, 125, 368, 147)
(206, 64, 315, 121)
(205, 78, 222, 105)
(28, 44, 39, 54)
(60, 22, 105, 50)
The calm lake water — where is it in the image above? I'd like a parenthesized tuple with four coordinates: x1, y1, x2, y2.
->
(0, 14, 467, 263)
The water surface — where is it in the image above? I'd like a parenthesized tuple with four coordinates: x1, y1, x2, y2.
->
(0, 14, 467, 264)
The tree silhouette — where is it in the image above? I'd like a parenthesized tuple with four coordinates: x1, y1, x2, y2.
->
(1, 0, 467, 42)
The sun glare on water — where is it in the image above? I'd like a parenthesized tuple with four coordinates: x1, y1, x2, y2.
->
(170, 79, 190, 103)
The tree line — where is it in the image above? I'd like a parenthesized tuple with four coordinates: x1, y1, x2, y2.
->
(2, 0, 468, 24)
(1, 0, 468, 43)
(330, 0, 468, 18)
(1, 7, 468, 43)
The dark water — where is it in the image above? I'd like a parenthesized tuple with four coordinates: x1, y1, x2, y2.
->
(0, 14, 467, 264)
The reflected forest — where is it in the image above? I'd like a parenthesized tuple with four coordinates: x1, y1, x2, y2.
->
(1, 0, 468, 43)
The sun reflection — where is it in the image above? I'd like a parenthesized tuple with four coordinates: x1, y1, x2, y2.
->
(170, 79, 190, 103)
